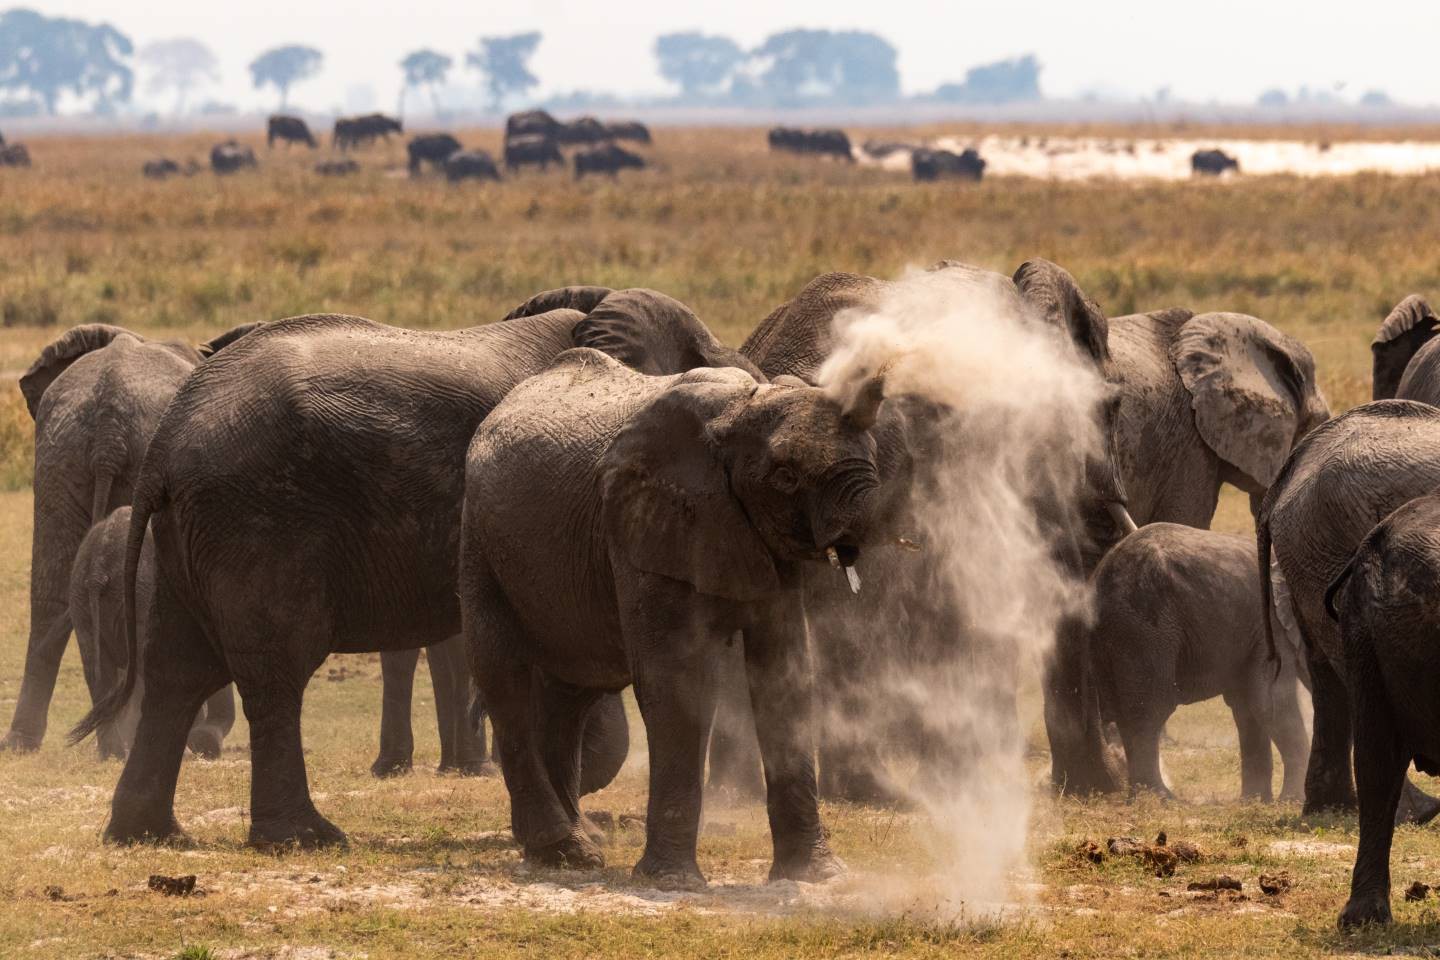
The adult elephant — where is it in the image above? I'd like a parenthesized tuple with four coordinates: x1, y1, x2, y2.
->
(726, 259, 1133, 801)
(73, 292, 759, 849)
(1, 322, 257, 754)
(461, 350, 889, 882)
(1261, 400, 1440, 822)
(1371, 294, 1440, 405)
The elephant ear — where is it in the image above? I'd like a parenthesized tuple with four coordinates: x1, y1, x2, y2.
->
(19, 323, 138, 418)
(1171, 312, 1319, 489)
(575, 288, 765, 380)
(1013, 258, 1110, 366)
(1371, 295, 1439, 400)
(599, 371, 779, 602)
(198, 321, 267, 358)
(502, 285, 614, 321)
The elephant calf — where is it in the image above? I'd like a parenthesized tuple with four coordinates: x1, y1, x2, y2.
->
(70, 507, 234, 760)
(1327, 493, 1440, 928)
(1091, 523, 1310, 801)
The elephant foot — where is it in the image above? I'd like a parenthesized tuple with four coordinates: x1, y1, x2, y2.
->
(524, 828, 604, 869)
(0, 729, 41, 753)
(579, 812, 608, 846)
(1395, 779, 1440, 827)
(1302, 790, 1358, 817)
(769, 844, 846, 883)
(186, 727, 224, 760)
(105, 810, 190, 847)
(437, 759, 499, 778)
(249, 809, 349, 851)
(1339, 891, 1392, 929)
(633, 853, 706, 890)
(1129, 783, 1176, 802)
(370, 756, 413, 779)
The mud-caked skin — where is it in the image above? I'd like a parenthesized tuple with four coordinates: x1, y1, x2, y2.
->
(462, 350, 888, 884)
(1326, 494, 1440, 928)
(69, 507, 235, 761)
(2, 322, 255, 754)
(75, 291, 747, 851)
(1090, 523, 1310, 801)
(1261, 401, 1440, 824)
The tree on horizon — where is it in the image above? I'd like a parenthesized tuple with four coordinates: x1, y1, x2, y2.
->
(141, 37, 219, 115)
(466, 32, 541, 112)
(0, 9, 134, 115)
(249, 44, 323, 110)
(400, 48, 453, 115)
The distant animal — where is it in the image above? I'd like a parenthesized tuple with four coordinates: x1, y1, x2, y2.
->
(142, 158, 181, 180)
(605, 120, 651, 144)
(314, 159, 360, 176)
(861, 139, 917, 159)
(768, 127, 852, 161)
(556, 116, 610, 146)
(407, 133, 463, 176)
(333, 113, 403, 150)
(70, 506, 236, 762)
(911, 147, 986, 182)
(267, 114, 316, 148)
(505, 109, 561, 140)
(504, 134, 564, 173)
(444, 150, 501, 183)
(574, 143, 646, 179)
(1191, 148, 1239, 176)
(1090, 523, 1310, 801)
(210, 140, 257, 175)
(0, 143, 31, 167)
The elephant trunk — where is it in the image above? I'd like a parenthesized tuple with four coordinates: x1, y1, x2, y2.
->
(811, 463, 881, 560)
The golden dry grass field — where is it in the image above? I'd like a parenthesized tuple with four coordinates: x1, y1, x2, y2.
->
(4, 125, 1440, 958)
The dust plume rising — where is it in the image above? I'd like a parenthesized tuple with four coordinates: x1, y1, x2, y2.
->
(815, 264, 1107, 916)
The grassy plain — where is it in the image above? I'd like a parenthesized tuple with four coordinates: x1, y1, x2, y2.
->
(3, 126, 1440, 957)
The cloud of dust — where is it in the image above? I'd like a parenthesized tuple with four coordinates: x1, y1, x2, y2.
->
(814, 264, 1107, 918)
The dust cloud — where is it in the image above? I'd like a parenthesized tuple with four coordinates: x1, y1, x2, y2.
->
(815, 265, 1108, 918)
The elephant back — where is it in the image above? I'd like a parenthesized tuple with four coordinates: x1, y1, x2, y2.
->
(20, 324, 142, 418)
(742, 272, 884, 381)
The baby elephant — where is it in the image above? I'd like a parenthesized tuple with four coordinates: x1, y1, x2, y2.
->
(70, 507, 235, 760)
(1091, 523, 1310, 801)
(1327, 493, 1440, 928)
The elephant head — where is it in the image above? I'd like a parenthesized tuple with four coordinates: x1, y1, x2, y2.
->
(575, 289, 765, 381)
(197, 321, 269, 359)
(1171, 311, 1331, 495)
(503, 285, 614, 321)
(1372, 295, 1439, 401)
(599, 368, 884, 601)
(19, 324, 145, 418)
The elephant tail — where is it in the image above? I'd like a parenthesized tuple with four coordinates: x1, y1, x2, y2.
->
(1324, 553, 1361, 623)
(1257, 515, 1281, 681)
(68, 468, 163, 745)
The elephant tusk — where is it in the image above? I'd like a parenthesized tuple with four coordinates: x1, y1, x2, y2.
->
(1107, 501, 1139, 536)
(845, 565, 862, 595)
(826, 546, 840, 568)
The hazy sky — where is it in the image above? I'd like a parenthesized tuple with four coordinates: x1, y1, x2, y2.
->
(31, 0, 1440, 111)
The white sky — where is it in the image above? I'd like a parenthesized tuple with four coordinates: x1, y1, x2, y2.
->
(29, 0, 1440, 112)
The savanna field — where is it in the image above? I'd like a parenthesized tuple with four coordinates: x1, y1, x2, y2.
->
(6, 124, 1440, 958)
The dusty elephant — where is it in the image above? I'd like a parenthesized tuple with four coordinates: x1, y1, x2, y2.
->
(73, 291, 757, 849)
(1090, 523, 1310, 801)
(70, 506, 235, 761)
(461, 349, 890, 883)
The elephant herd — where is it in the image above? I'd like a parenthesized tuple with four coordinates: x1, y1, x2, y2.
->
(6, 265, 1440, 924)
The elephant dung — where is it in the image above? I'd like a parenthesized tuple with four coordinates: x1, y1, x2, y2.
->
(1405, 880, 1432, 902)
(1075, 840, 1106, 865)
(1186, 876, 1242, 892)
(147, 874, 199, 897)
(1258, 872, 1292, 896)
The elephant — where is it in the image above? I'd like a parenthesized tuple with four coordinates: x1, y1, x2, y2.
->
(1325, 493, 1440, 928)
(1371, 294, 1440, 405)
(407, 134, 462, 175)
(574, 144, 646, 180)
(1260, 400, 1440, 823)
(69, 507, 235, 761)
(2, 322, 254, 754)
(72, 290, 757, 849)
(1090, 523, 1310, 801)
(727, 259, 1134, 802)
(267, 115, 316, 148)
(460, 348, 890, 884)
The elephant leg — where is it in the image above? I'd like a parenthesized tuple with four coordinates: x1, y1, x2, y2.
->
(706, 639, 765, 799)
(1392, 777, 1440, 827)
(744, 605, 843, 884)
(78, 618, 124, 761)
(428, 634, 490, 775)
(631, 647, 719, 887)
(373, 648, 419, 778)
(105, 585, 228, 845)
(1117, 711, 1173, 800)
(1304, 653, 1357, 813)
(241, 676, 345, 850)
(1225, 687, 1275, 802)
(1, 599, 72, 752)
(187, 685, 235, 760)
(1339, 653, 1407, 928)
(538, 680, 605, 833)
(1270, 673, 1311, 803)
(579, 692, 630, 796)
(1044, 613, 1123, 795)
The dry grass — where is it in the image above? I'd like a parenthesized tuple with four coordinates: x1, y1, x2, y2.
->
(3, 127, 1440, 957)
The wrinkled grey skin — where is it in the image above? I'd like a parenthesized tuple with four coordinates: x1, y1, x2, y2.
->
(70, 507, 235, 761)
(2, 323, 252, 754)
(1326, 494, 1440, 928)
(75, 295, 742, 850)
(1371, 294, 1440, 406)
(725, 259, 1132, 802)
(461, 349, 886, 884)
(1260, 400, 1440, 825)
(1091, 523, 1310, 801)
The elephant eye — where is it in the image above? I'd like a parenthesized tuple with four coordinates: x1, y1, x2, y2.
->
(769, 465, 799, 493)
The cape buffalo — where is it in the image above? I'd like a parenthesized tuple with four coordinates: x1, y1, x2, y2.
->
(504, 134, 563, 173)
(268, 115, 316, 148)
(334, 113, 403, 150)
(210, 140, 257, 175)
(911, 147, 986, 182)
(407, 133, 463, 176)
(574, 143, 645, 179)
(1191, 148, 1240, 176)
(444, 150, 502, 183)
